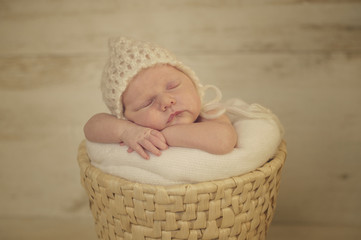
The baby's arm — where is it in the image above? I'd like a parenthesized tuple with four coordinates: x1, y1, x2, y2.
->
(84, 113, 168, 159)
(161, 113, 237, 154)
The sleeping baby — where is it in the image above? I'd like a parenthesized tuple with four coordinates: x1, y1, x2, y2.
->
(84, 37, 238, 159)
(83, 36, 284, 184)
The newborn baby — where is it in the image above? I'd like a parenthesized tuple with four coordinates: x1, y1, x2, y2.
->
(84, 37, 237, 159)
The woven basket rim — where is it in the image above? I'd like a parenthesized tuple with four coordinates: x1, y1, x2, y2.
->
(77, 140, 286, 193)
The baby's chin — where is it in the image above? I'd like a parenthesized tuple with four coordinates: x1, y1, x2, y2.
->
(152, 113, 198, 130)
(165, 117, 195, 128)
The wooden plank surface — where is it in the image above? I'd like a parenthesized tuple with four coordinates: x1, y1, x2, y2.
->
(0, 1, 360, 55)
(0, 217, 360, 240)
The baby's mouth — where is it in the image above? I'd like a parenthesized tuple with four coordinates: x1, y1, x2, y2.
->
(167, 111, 183, 124)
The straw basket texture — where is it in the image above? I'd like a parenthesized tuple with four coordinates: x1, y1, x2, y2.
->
(77, 140, 286, 240)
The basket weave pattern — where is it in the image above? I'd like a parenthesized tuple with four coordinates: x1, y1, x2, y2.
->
(78, 141, 286, 240)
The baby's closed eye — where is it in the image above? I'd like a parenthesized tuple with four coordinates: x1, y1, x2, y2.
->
(166, 80, 180, 90)
(137, 98, 154, 110)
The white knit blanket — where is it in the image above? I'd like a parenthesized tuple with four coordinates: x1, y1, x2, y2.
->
(86, 101, 283, 185)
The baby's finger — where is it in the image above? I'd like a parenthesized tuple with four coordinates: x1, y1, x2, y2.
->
(132, 144, 150, 160)
(127, 147, 134, 153)
(149, 134, 168, 150)
(151, 130, 166, 143)
(141, 140, 162, 157)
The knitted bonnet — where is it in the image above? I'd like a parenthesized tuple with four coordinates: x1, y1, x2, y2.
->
(101, 37, 205, 119)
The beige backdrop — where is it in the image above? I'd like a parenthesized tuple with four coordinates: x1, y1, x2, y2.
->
(1, 0, 360, 239)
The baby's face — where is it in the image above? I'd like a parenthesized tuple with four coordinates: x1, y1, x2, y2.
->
(122, 64, 201, 130)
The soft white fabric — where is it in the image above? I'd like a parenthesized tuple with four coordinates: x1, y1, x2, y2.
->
(87, 100, 283, 185)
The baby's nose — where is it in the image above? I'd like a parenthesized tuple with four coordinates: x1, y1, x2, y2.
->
(159, 95, 176, 111)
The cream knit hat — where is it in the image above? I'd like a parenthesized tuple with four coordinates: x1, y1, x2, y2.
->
(101, 37, 204, 119)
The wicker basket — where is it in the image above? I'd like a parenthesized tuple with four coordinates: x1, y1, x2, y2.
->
(77, 140, 286, 240)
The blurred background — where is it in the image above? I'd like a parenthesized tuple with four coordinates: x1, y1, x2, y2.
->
(0, 0, 360, 239)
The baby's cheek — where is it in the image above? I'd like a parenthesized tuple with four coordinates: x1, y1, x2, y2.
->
(144, 114, 165, 130)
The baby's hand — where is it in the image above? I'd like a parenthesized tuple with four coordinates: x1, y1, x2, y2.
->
(120, 125, 168, 160)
